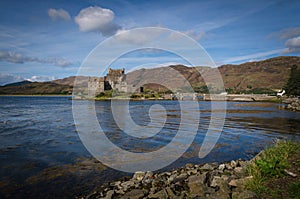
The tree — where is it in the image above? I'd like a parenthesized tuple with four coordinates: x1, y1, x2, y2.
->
(284, 65, 300, 96)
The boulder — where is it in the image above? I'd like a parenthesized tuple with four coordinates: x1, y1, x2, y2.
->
(120, 189, 145, 199)
(228, 176, 253, 188)
(102, 190, 114, 199)
(234, 167, 243, 174)
(148, 189, 168, 199)
(187, 173, 207, 197)
(232, 190, 257, 199)
(200, 163, 214, 171)
(173, 173, 187, 183)
(218, 164, 226, 171)
(133, 171, 145, 182)
(230, 160, 237, 168)
(121, 180, 135, 191)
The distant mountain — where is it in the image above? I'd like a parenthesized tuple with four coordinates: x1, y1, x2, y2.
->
(0, 81, 72, 95)
(4, 80, 33, 87)
(52, 76, 88, 87)
(0, 56, 299, 95)
(219, 56, 300, 91)
(126, 56, 300, 92)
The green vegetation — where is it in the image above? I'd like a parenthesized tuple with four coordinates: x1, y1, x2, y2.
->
(284, 65, 300, 96)
(95, 90, 113, 99)
(288, 182, 300, 199)
(226, 87, 277, 95)
(130, 93, 161, 99)
(246, 140, 300, 198)
(192, 85, 209, 93)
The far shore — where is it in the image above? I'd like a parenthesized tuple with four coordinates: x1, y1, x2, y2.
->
(0, 94, 72, 97)
(0, 93, 289, 104)
(73, 93, 283, 103)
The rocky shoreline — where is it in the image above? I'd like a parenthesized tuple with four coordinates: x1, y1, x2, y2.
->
(283, 97, 300, 111)
(80, 159, 257, 199)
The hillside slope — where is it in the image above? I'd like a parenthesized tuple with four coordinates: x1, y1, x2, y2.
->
(1, 56, 299, 95)
(126, 56, 300, 92)
(0, 82, 72, 95)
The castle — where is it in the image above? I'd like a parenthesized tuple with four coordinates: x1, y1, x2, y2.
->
(88, 68, 134, 97)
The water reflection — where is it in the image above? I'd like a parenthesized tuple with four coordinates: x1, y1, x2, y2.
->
(0, 97, 299, 198)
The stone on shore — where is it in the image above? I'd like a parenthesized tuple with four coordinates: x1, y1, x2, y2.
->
(82, 159, 258, 199)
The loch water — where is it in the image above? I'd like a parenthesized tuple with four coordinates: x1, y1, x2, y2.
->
(0, 96, 299, 198)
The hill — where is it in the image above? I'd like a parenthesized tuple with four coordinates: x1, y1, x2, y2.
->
(1, 56, 299, 95)
(4, 80, 33, 87)
(126, 56, 300, 93)
(0, 82, 72, 95)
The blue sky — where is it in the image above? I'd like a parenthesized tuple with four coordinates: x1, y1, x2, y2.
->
(0, 0, 300, 85)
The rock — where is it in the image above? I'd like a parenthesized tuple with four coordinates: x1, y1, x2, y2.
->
(211, 162, 219, 169)
(187, 173, 207, 197)
(121, 180, 135, 191)
(144, 171, 154, 179)
(232, 190, 257, 199)
(133, 171, 145, 181)
(225, 163, 232, 170)
(228, 176, 253, 188)
(113, 181, 121, 186)
(185, 163, 194, 169)
(152, 178, 164, 188)
(209, 176, 231, 199)
(149, 187, 157, 194)
(228, 179, 238, 187)
(220, 175, 229, 181)
(167, 174, 176, 184)
(120, 189, 145, 199)
(173, 173, 187, 183)
(115, 189, 125, 195)
(103, 190, 114, 199)
(142, 171, 154, 185)
(148, 189, 168, 199)
(165, 187, 178, 199)
(239, 160, 249, 169)
(200, 163, 214, 171)
(284, 169, 297, 177)
(234, 166, 243, 173)
(210, 176, 220, 187)
(187, 169, 198, 175)
(165, 172, 172, 176)
(231, 160, 237, 168)
(218, 164, 225, 171)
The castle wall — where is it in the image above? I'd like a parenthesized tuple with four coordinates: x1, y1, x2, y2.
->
(88, 77, 104, 97)
(88, 68, 135, 97)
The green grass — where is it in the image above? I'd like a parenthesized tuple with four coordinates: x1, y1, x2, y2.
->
(288, 182, 300, 199)
(295, 159, 300, 166)
(245, 140, 300, 197)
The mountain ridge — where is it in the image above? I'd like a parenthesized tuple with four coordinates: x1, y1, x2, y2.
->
(1, 56, 299, 95)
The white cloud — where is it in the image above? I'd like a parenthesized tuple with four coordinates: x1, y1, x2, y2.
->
(282, 36, 300, 53)
(114, 28, 165, 45)
(48, 8, 71, 21)
(26, 75, 56, 82)
(0, 50, 74, 67)
(0, 73, 58, 86)
(182, 30, 205, 41)
(127, 62, 190, 73)
(74, 6, 120, 35)
(0, 73, 24, 86)
(278, 27, 300, 40)
(223, 49, 284, 64)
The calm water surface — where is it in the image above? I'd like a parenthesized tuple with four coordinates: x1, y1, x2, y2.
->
(0, 96, 299, 198)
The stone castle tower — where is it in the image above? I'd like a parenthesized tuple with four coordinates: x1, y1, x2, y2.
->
(88, 68, 133, 97)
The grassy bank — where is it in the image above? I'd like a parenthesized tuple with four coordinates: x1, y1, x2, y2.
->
(246, 140, 300, 199)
